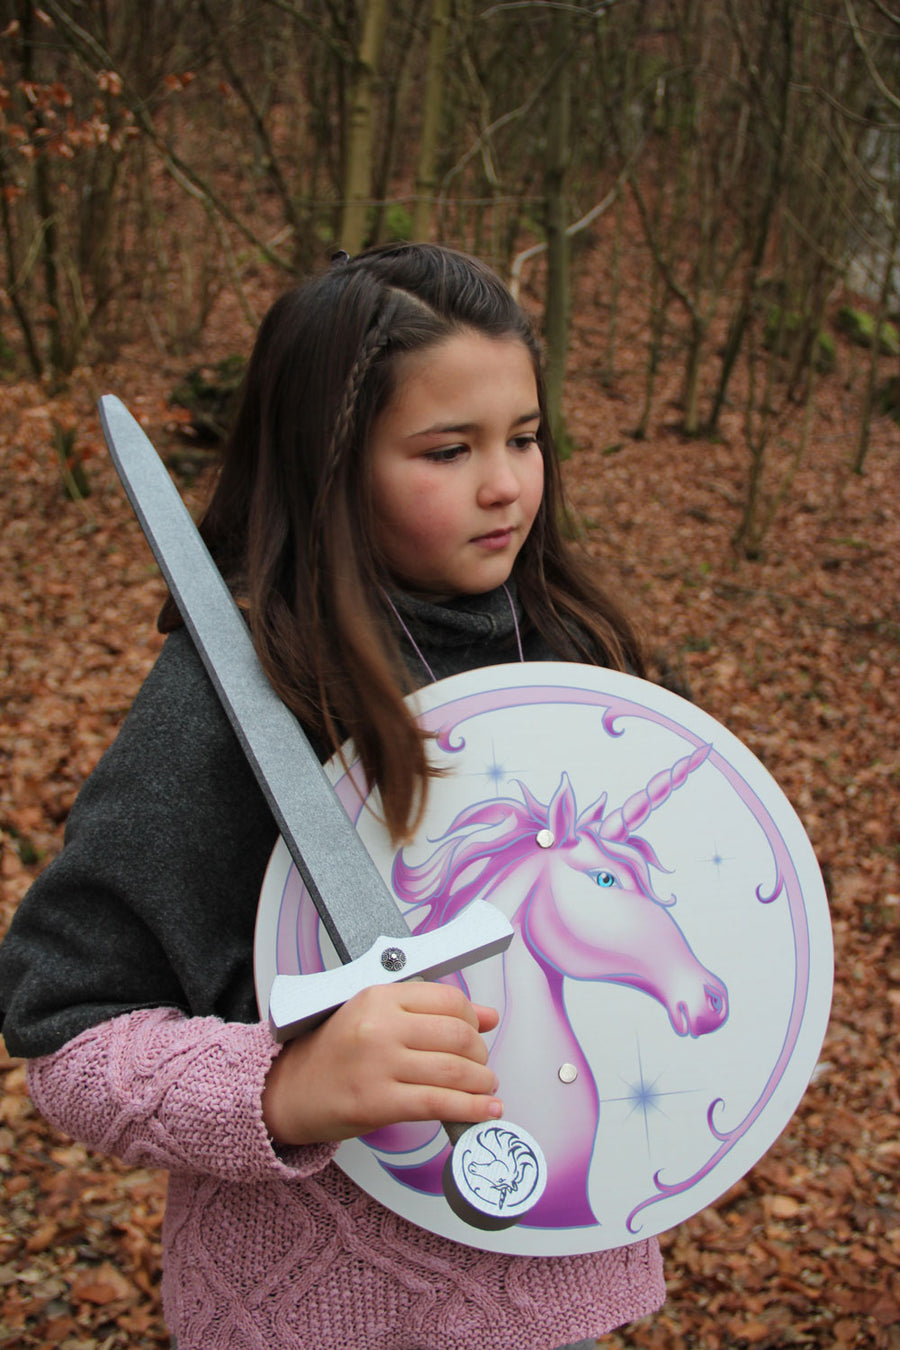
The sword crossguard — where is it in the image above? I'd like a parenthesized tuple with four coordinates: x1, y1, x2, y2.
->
(267, 900, 513, 1040)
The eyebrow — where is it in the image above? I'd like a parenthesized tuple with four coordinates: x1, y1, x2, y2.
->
(407, 410, 542, 439)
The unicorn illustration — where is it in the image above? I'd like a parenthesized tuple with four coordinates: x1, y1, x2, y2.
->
(361, 742, 729, 1227)
(458, 1125, 543, 1211)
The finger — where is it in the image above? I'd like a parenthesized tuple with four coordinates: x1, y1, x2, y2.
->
(403, 1084, 504, 1126)
(334, 1052, 502, 1136)
(396, 984, 501, 1043)
(369, 981, 501, 1046)
(398, 1049, 499, 1096)
(472, 1002, 500, 1033)
(395, 980, 485, 1028)
(400, 1011, 491, 1064)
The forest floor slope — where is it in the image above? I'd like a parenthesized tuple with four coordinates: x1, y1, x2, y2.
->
(1, 267, 898, 1348)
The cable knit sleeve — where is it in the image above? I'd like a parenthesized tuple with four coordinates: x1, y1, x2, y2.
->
(26, 1007, 338, 1182)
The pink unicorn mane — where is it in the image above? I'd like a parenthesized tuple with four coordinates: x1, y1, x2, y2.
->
(391, 770, 684, 935)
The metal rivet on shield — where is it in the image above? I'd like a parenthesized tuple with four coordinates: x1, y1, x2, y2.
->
(535, 829, 555, 849)
(558, 1063, 578, 1084)
(381, 946, 407, 972)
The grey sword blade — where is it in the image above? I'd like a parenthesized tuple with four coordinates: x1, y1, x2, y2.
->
(99, 395, 545, 1233)
(98, 393, 411, 964)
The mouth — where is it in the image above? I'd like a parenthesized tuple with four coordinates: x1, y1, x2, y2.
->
(472, 527, 515, 549)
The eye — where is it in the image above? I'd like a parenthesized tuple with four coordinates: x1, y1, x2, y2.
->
(424, 445, 466, 464)
(593, 870, 617, 889)
(510, 433, 539, 451)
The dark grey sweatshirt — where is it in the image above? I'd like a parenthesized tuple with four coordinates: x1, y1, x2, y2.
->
(0, 586, 567, 1058)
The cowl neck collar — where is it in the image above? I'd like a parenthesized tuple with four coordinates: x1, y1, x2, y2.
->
(386, 580, 523, 651)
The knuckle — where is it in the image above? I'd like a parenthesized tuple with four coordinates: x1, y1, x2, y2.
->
(419, 1085, 448, 1120)
(440, 1016, 471, 1055)
(431, 982, 470, 1017)
(357, 982, 398, 1014)
(437, 1054, 470, 1089)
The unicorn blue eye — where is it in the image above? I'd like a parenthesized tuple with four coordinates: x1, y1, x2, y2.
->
(594, 871, 617, 888)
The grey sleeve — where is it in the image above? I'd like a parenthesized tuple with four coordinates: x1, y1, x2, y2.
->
(0, 628, 279, 1058)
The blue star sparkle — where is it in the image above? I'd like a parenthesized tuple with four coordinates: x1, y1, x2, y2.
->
(600, 1042, 698, 1156)
(470, 740, 521, 796)
(704, 841, 732, 875)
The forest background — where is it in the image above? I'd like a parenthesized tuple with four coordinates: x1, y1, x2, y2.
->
(0, 1, 898, 1347)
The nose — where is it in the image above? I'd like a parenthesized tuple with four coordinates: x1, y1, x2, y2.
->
(476, 447, 522, 508)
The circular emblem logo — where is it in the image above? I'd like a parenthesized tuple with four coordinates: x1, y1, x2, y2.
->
(445, 1123, 548, 1228)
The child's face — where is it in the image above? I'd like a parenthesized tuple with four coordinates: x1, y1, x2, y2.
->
(368, 331, 544, 600)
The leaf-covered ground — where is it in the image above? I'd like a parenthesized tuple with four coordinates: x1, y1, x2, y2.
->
(1, 267, 898, 1348)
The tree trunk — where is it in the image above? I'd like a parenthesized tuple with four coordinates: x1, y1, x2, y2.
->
(17, 0, 66, 372)
(339, 0, 389, 256)
(854, 213, 900, 475)
(412, 0, 450, 242)
(635, 257, 668, 440)
(0, 155, 43, 376)
(681, 314, 705, 435)
(543, 7, 572, 458)
(708, 0, 794, 434)
(603, 186, 624, 388)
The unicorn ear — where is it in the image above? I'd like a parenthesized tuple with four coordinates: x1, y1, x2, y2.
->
(514, 778, 550, 825)
(577, 792, 608, 832)
(548, 773, 579, 844)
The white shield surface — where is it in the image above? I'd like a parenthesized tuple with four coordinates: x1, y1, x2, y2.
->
(255, 664, 833, 1255)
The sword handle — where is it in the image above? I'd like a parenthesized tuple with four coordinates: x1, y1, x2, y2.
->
(266, 904, 547, 1228)
(396, 979, 547, 1231)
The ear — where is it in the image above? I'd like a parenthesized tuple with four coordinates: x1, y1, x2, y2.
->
(515, 778, 549, 824)
(578, 792, 607, 832)
(548, 773, 579, 845)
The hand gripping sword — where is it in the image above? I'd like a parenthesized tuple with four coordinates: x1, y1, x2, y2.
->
(98, 395, 547, 1232)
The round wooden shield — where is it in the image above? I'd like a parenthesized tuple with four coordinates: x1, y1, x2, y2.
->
(254, 664, 833, 1256)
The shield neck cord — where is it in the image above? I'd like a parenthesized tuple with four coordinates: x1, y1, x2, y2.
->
(381, 583, 524, 685)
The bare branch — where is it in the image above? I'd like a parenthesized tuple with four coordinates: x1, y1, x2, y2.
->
(41, 0, 296, 273)
(509, 136, 647, 298)
(479, 1, 619, 17)
(437, 27, 572, 207)
(844, 0, 900, 114)
(196, 0, 302, 237)
(258, 0, 353, 64)
(865, 0, 900, 26)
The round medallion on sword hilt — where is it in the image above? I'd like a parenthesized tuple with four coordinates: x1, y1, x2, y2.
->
(442, 1121, 548, 1230)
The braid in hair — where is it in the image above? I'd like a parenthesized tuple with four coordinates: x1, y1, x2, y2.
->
(305, 291, 405, 773)
(316, 305, 395, 521)
(313, 282, 438, 536)
(307, 290, 402, 689)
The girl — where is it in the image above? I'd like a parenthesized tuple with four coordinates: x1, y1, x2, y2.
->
(0, 243, 664, 1349)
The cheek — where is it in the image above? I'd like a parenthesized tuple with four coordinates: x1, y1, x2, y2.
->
(375, 485, 455, 559)
(390, 474, 463, 536)
(527, 870, 610, 970)
(551, 875, 606, 942)
(523, 458, 546, 523)
(373, 471, 421, 534)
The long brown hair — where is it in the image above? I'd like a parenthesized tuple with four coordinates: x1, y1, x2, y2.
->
(160, 243, 644, 840)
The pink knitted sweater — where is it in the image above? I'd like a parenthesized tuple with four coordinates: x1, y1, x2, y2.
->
(28, 1007, 665, 1349)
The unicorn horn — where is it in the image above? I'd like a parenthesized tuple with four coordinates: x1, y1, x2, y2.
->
(599, 743, 712, 842)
